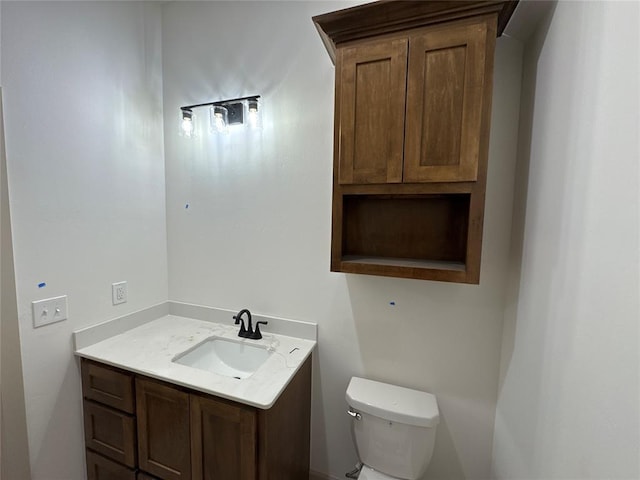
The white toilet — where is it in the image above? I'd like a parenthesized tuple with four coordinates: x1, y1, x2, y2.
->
(346, 377, 439, 480)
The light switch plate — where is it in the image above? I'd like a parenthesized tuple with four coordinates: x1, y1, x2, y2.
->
(32, 295, 68, 328)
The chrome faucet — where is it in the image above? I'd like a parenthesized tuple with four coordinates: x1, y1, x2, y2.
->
(233, 309, 268, 340)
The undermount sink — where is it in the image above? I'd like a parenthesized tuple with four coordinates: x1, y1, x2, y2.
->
(173, 337, 272, 379)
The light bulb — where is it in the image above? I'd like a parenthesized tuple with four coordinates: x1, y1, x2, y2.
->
(211, 105, 228, 133)
(180, 109, 194, 137)
(247, 99, 260, 129)
(214, 112, 226, 130)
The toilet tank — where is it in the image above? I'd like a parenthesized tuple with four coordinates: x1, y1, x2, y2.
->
(346, 377, 439, 480)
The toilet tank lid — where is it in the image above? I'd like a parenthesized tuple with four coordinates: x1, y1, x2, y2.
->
(346, 377, 439, 427)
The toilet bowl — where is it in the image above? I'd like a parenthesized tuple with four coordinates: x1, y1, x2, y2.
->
(346, 377, 439, 480)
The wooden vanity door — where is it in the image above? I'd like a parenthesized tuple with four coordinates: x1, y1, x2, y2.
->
(190, 393, 257, 480)
(136, 378, 191, 480)
(404, 17, 496, 183)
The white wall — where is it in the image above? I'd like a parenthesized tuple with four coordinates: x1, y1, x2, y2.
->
(0, 9, 3, 479)
(162, 2, 522, 478)
(492, 1, 640, 478)
(1, 2, 168, 478)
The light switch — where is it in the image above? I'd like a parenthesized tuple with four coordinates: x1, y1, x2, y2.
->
(32, 295, 68, 328)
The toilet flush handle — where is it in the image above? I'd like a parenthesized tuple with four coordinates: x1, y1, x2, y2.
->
(347, 408, 362, 420)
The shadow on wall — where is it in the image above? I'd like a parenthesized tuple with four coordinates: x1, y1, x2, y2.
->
(29, 353, 85, 479)
(310, 350, 330, 475)
(498, 3, 558, 389)
(492, 0, 617, 470)
(330, 31, 527, 480)
(346, 275, 477, 480)
(0, 87, 32, 480)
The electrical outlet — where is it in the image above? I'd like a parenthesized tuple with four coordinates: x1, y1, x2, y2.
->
(112, 281, 127, 305)
(32, 295, 68, 328)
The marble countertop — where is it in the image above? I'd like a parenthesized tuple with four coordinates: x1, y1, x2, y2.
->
(74, 311, 316, 409)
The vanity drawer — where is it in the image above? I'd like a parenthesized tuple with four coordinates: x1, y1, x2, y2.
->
(137, 473, 160, 480)
(82, 359, 135, 413)
(86, 449, 136, 480)
(84, 400, 137, 467)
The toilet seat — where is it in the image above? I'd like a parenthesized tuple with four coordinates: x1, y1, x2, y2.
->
(358, 465, 397, 480)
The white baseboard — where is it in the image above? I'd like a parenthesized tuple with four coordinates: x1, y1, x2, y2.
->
(310, 470, 342, 480)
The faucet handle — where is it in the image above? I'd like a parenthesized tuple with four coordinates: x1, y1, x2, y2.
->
(252, 321, 268, 340)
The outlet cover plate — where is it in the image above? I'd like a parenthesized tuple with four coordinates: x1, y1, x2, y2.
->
(32, 295, 68, 328)
(112, 281, 127, 305)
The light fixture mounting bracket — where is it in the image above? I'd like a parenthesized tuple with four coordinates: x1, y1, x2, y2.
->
(225, 102, 244, 125)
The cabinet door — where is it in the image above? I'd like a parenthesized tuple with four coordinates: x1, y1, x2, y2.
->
(404, 17, 496, 183)
(337, 37, 407, 185)
(190, 393, 257, 480)
(136, 378, 191, 480)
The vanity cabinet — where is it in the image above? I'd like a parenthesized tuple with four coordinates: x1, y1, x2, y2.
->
(314, 1, 518, 283)
(81, 357, 312, 480)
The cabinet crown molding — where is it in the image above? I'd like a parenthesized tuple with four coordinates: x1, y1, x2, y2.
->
(313, 0, 518, 63)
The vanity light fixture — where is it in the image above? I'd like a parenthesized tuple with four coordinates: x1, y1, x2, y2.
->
(179, 95, 260, 136)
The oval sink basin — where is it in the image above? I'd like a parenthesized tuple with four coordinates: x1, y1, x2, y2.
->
(173, 337, 272, 379)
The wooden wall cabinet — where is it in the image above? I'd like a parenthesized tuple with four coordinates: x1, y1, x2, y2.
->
(314, 1, 518, 283)
(337, 18, 494, 185)
(81, 357, 312, 480)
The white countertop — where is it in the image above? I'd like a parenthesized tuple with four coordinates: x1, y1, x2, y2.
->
(75, 311, 316, 409)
